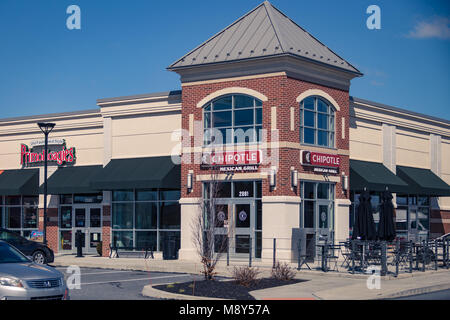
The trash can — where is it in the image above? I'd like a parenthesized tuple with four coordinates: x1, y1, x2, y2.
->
(163, 236, 177, 260)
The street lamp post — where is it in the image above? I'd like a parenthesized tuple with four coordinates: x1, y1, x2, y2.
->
(38, 122, 55, 245)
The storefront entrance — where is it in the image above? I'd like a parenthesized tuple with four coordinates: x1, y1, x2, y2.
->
(59, 193, 103, 254)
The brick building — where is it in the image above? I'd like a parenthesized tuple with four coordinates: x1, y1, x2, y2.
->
(0, 2, 449, 262)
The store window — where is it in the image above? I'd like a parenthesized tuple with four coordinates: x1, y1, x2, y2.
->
(0, 195, 39, 239)
(396, 195, 430, 241)
(300, 96, 335, 148)
(301, 182, 335, 231)
(111, 189, 181, 254)
(203, 94, 263, 146)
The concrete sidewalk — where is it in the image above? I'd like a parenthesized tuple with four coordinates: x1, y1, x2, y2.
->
(53, 254, 450, 300)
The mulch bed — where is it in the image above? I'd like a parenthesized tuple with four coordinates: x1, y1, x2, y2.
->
(154, 278, 307, 300)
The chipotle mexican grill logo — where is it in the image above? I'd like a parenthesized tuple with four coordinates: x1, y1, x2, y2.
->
(20, 140, 76, 167)
(301, 150, 340, 174)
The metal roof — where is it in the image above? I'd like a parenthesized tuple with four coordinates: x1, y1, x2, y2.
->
(168, 1, 360, 74)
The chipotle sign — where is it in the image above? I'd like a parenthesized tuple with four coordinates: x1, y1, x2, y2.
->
(301, 150, 340, 174)
(202, 150, 261, 166)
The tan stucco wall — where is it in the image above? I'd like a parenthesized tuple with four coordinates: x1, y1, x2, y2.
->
(396, 128, 430, 169)
(111, 112, 181, 159)
(441, 138, 450, 207)
(349, 118, 382, 162)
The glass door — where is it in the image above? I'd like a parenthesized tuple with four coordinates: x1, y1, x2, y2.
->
(71, 206, 102, 254)
(73, 207, 87, 253)
(88, 208, 102, 253)
(408, 205, 418, 242)
(233, 201, 254, 257)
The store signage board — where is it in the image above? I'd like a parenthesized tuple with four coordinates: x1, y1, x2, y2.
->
(301, 150, 340, 174)
(201, 150, 261, 173)
(20, 139, 76, 167)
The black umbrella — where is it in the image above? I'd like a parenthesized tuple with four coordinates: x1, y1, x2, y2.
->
(352, 189, 377, 240)
(377, 190, 396, 241)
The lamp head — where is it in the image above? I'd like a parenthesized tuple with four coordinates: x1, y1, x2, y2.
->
(38, 123, 56, 134)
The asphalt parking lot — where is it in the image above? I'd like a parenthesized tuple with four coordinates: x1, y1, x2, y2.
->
(54, 267, 203, 300)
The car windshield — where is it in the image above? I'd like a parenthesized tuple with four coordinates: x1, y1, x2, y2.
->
(0, 243, 31, 263)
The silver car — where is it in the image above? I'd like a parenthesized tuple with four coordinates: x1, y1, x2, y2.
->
(0, 240, 69, 300)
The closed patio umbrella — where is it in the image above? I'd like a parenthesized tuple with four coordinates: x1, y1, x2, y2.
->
(377, 190, 396, 241)
(352, 190, 377, 240)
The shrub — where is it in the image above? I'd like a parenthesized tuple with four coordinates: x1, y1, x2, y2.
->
(96, 241, 102, 256)
(271, 261, 296, 281)
(232, 266, 261, 287)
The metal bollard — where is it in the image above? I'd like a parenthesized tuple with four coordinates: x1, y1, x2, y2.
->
(297, 238, 301, 270)
(434, 240, 438, 271)
(351, 240, 355, 274)
(409, 241, 413, 273)
(249, 237, 252, 267)
(381, 241, 387, 276)
(395, 239, 399, 277)
(273, 238, 276, 269)
(422, 240, 426, 272)
(227, 237, 229, 267)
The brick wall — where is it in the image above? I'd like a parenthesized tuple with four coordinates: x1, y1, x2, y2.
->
(431, 209, 450, 237)
(102, 205, 111, 257)
(39, 208, 59, 253)
(180, 74, 350, 200)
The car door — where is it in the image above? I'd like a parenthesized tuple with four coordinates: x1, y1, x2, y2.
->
(4, 231, 32, 256)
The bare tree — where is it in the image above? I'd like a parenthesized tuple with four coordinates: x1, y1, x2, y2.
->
(192, 156, 234, 280)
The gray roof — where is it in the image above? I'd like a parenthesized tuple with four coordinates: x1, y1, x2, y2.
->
(168, 1, 360, 74)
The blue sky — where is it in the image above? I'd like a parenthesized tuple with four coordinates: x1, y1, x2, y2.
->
(0, 0, 449, 120)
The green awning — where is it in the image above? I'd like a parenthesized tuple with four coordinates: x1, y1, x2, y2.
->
(41, 165, 104, 195)
(350, 160, 409, 193)
(90, 156, 180, 190)
(0, 169, 39, 196)
(396, 166, 450, 196)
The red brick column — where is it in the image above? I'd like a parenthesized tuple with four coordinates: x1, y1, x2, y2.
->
(431, 209, 450, 238)
(39, 208, 59, 253)
(102, 205, 111, 257)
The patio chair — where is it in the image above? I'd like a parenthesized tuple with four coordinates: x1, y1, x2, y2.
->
(339, 241, 352, 269)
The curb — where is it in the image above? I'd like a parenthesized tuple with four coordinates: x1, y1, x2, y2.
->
(142, 284, 228, 300)
(376, 283, 450, 300)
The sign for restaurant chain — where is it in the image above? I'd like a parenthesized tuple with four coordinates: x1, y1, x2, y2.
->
(20, 140, 76, 167)
(301, 150, 340, 174)
(201, 150, 261, 172)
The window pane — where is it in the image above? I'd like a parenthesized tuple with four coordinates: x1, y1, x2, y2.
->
(318, 131, 328, 146)
(304, 183, 315, 199)
(417, 207, 429, 232)
(160, 202, 180, 229)
(255, 99, 262, 107)
(408, 196, 418, 205)
(318, 113, 328, 130)
(234, 109, 254, 127)
(213, 111, 232, 128)
(74, 194, 102, 204)
(304, 201, 314, 228)
(6, 196, 21, 206)
(234, 95, 254, 109)
(23, 207, 38, 229)
(112, 231, 133, 248)
(60, 206, 72, 228)
(256, 108, 262, 125)
(112, 203, 134, 229)
(204, 103, 211, 112)
(317, 184, 329, 199)
(303, 97, 315, 110)
(255, 181, 262, 199)
(234, 181, 254, 198)
(5, 207, 21, 228)
(0, 197, 3, 205)
(215, 182, 231, 199)
(160, 190, 181, 201)
(136, 189, 158, 201)
(418, 196, 429, 206)
(90, 208, 101, 228)
(304, 110, 315, 127)
(204, 112, 211, 128)
(113, 190, 134, 202)
(135, 231, 157, 251)
(303, 128, 315, 144)
(396, 207, 408, 231)
(60, 231, 72, 250)
(60, 194, 73, 205)
(330, 116, 335, 130)
(213, 96, 232, 111)
(397, 195, 408, 206)
(256, 200, 262, 230)
(135, 203, 157, 229)
(318, 99, 328, 113)
(23, 196, 38, 206)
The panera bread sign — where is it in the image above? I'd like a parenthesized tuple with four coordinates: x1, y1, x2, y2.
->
(20, 139, 76, 167)
(301, 150, 340, 174)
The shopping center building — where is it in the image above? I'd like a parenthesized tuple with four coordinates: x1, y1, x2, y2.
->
(1, 2, 449, 261)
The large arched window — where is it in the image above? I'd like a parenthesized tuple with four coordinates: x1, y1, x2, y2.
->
(203, 94, 263, 145)
(300, 96, 335, 148)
